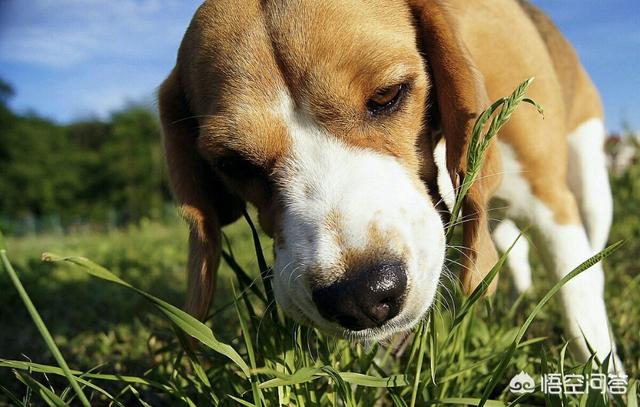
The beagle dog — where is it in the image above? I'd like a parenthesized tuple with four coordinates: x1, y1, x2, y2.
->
(159, 0, 621, 368)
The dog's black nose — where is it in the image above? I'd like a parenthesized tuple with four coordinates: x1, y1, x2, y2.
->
(312, 261, 407, 331)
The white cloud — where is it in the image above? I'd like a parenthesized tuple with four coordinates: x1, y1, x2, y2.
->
(0, 0, 200, 121)
(0, 0, 195, 68)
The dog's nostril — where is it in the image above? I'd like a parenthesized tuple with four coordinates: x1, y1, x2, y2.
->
(369, 301, 391, 323)
(312, 260, 407, 331)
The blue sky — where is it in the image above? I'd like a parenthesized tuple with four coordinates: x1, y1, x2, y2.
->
(0, 0, 638, 131)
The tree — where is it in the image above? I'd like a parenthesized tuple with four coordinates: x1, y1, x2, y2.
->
(0, 77, 171, 232)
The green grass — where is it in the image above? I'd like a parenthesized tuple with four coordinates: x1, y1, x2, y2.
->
(1, 80, 639, 406)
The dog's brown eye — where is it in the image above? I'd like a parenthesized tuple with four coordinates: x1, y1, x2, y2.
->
(366, 84, 406, 115)
(215, 155, 261, 179)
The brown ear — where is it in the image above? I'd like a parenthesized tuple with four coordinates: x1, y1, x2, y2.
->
(410, 0, 501, 295)
(159, 69, 244, 320)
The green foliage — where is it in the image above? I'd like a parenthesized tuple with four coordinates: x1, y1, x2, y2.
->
(607, 133, 640, 375)
(0, 112, 73, 218)
(100, 107, 169, 223)
(0, 85, 170, 233)
(610, 135, 640, 252)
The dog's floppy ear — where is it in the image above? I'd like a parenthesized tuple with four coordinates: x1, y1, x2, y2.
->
(410, 0, 501, 295)
(159, 68, 244, 320)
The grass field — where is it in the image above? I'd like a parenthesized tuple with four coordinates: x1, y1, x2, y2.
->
(1, 84, 639, 406)
(1, 206, 638, 405)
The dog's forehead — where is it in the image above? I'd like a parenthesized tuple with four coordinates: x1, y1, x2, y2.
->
(190, 0, 424, 162)
(262, 0, 417, 70)
(189, 0, 419, 93)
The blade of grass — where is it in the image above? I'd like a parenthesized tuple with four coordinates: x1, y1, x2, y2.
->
(447, 78, 542, 242)
(257, 367, 408, 389)
(1, 359, 170, 391)
(257, 367, 323, 388)
(559, 341, 570, 405)
(243, 210, 271, 297)
(337, 372, 409, 388)
(243, 210, 281, 324)
(0, 246, 91, 407)
(322, 366, 355, 406)
(228, 394, 258, 407)
(429, 308, 438, 385)
(0, 385, 27, 407)
(390, 391, 409, 407)
(540, 346, 553, 407)
(125, 385, 153, 407)
(0, 229, 6, 251)
(233, 283, 263, 407)
(42, 253, 252, 378)
(410, 319, 429, 407)
(628, 379, 638, 407)
(15, 372, 67, 407)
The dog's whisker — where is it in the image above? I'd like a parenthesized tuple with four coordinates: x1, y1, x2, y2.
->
(433, 170, 531, 209)
(434, 289, 453, 315)
(170, 114, 220, 125)
(437, 268, 458, 311)
(285, 263, 302, 292)
(445, 244, 475, 266)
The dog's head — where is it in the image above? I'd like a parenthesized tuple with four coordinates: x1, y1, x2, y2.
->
(159, 0, 499, 340)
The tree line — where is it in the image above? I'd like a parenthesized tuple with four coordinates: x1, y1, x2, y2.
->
(0, 79, 172, 234)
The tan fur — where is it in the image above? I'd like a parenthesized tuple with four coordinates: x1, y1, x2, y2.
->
(160, 0, 602, 319)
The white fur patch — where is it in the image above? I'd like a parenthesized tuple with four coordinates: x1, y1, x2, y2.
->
(567, 118, 612, 252)
(492, 219, 532, 293)
(433, 137, 455, 213)
(271, 93, 446, 340)
(496, 140, 621, 371)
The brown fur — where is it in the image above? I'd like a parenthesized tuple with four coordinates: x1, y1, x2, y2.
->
(159, 69, 245, 320)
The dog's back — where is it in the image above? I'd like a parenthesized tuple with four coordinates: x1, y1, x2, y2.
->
(517, 0, 603, 131)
